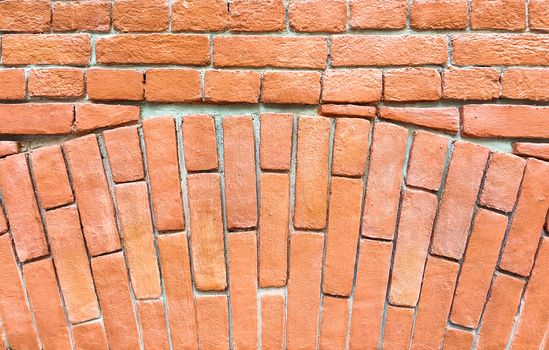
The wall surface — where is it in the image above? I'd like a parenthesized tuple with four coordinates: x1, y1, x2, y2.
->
(0, 0, 548, 349)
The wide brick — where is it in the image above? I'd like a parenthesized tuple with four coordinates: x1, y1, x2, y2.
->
(443, 329, 474, 350)
(384, 68, 442, 102)
(142, 117, 185, 231)
(406, 130, 449, 191)
(451, 209, 508, 327)
(204, 70, 261, 103)
(529, 0, 549, 31)
(442, 67, 500, 100)
(411, 0, 468, 29)
(479, 152, 525, 212)
(323, 177, 363, 296)
(0, 0, 51, 32)
(331, 35, 448, 66)
(262, 71, 322, 104)
(53, 0, 111, 32)
(72, 321, 109, 350)
(0, 104, 73, 135)
(500, 158, 549, 276)
(431, 141, 489, 259)
(259, 173, 290, 287)
(87, 69, 144, 101)
(362, 122, 408, 239)
(349, 239, 393, 350)
(260, 113, 293, 171)
(322, 69, 382, 104)
(512, 142, 549, 161)
(136, 300, 169, 350)
(289, 0, 347, 32)
(294, 116, 330, 230)
(75, 104, 139, 132)
(2, 34, 91, 66)
(0, 141, 18, 158)
(0, 69, 26, 100)
(332, 118, 370, 177)
(229, 0, 286, 32)
(113, 0, 168, 32)
(260, 293, 285, 349)
(319, 104, 377, 119)
(115, 182, 161, 299)
(462, 105, 549, 139)
(64, 135, 121, 256)
(0, 154, 48, 261)
(502, 68, 549, 101)
(103, 126, 144, 183)
(196, 295, 230, 349)
(31, 145, 74, 209)
(172, 0, 228, 31)
(319, 296, 348, 350)
(145, 69, 202, 102)
(350, 0, 407, 29)
(382, 306, 414, 349)
(223, 117, 258, 229)
(214, 36, 327, 69)
(28, 68, 84, 99)
(182, 115, 218, 172)
(187, 174, 226, 290)
(96, 34, 210, 65)
(471, 0, 526, 30)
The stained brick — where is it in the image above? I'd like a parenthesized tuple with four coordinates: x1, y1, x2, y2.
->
(204, 70, 261, 103)
(103, 126, 145, 183)
(172, 0, 228, 32)
(471, 0, 526, 30)
(289, 0, 347, 33)
(53, 0, 111, 32)
(406, 130, 449, 191)
(0, 104, 73, 135)
(350, 0, 407, 29)
(229, 0, 286, 32)
(31, 145, 73, 210)
(442, 67, 501, 100)
(322, 69, 382, 104)
(512, 142, 549, 161)
(87, 68, 144, 101)
(0, 69, 26, 100)
(382, 306, 414, 349)
(411, 0, 468, 29)
(72, 320, 109, 350)
(319, 296, 349, 349)
(332, 118, 370, 177)
(443, 329, 474, 350)
(196, 295, 230, 349)
(145, 69, 202, 103)
(113, 0, 169, 32)
(260, 293, 285, 349)
(262, 71, 322, 105)
(0, 0, 51, 32)
(136, 300, 170, 350)
(384, 68, 442, 102)
(260, 113, 293, 171)
(28, 68, 84, 99)
(75, 104, 140, 132)
(182, 115, 219, 172)
(502, 68, 549, 101)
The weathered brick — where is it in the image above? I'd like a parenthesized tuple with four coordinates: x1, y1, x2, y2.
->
(53, 0, 111, 32)
(382, 306, 414, 349)
(529, 0, 549, 31)
(195, 295, 230, 349)
(136, 300, 169, 350)
(72, 320, 109, 350)
(229, 0, 286, 32)
(204, 70, 261, 103)
(262, 71, 322, 105)
(182, 115, 218, 172)
(103, 126, 144, 183)
(28, 68, 84, 99)
(442, 67, 500, 100)
(87, 68, 144, 101)
(332, 118, 370, 177)
(112, 0, 168, 32)
(502, 68, 549, 101)
(145, 69, 202, 102)
(0, 69, 26, 100)
(260, 113, 293, 171)
(443, 329, 474, 350)
(0, 141, 18, 158)
(350, 0, 407, 29)
(289, 0, 347, 32)
(172, 0, 228, 32)
(319, 296, 349, 349)
(319, 104, 377, 119)
(384, 68, 442, 102)
(261, 293, 285, 350)
(0, 104, 73, 135)
(406, 130, 449, 191)
(31, 145, 74, 209)
(471, 0, 526, 30)
(322, 69, 382, 104)
(0, 203, 7, 234)
(411, 0, 468, 29)
(0, 0, 51, 32)
(512, 142, 549, 161)
(75, 104, 139, 132)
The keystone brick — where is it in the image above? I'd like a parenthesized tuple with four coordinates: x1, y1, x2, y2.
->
(72, 321, 109, 350)
(182, 115, 218, 172)
(443, 329, 474, 350)
(172, 0, 228, 32)
(319, 104, 377, 119)
(145, 69, 202, 102)
(136, 300, 170, 350)
(87, 69, 144, 101)
(0, 141, 18, 158)
(319, 296, 349, 350)
(261, 71, 322, 105)
(52, 0, 111, 32)
(322, 69, 382, 104)
(260, 113, 293, 171)
(113, 0, 169, 32)
(529, 0, 549, 31)
(350, 0, 407, 29)
(502, 68, 549, 101)
(382, 306, 414, 349)
(406, 131, 449, 191)
(31, 145, 74, 209)
(411, 0, 468, 29)
(0, 69, 26, 100)
(0, 0, 51, 33)
(261, 293, 285, 350)
(384, 68, 442, 102)
(442, 67, 501, 100)
(28, 68, 84, 99)
(512, 142, 549, 161)
(196, 295, 230, 349)
(229, 0, 286, 32)
(332, 118, 370, 177)
(0, 104, 73, 135)
(471, 0, 526, 30)
(103, 126, 145, 183)
(75, 104, 140, 132)
(204, 70, 261, 103)
(289, 0, 347, 33)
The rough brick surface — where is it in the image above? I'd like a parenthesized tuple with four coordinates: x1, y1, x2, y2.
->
(28, 68, 84, 99)
(31, 145, 73, 209)
(87, 69, 144, 101)
(0, 69, 26, 100)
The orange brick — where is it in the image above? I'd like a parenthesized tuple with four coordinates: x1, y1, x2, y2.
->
(406, 130, 449, 191)
(502, 68, 549, 101)
(471, 0, 526, 30)
(431, 141, 489, 259)
(143, 117, 185, 231)
(229, 0, 286, 32)
(382, 306, 414, 349)
(0, 202, 7, 235)
(384, 68, 441, 102)
(196, 295, 230, 349)
(0, 69, 26, 100)
(513, 142, 549, 161)
(443, 329, 474, 350)
(381, 107, 459, 134)
(28, 68, 84, 99)
(112, 0, 168, 32)
(75, 104, 139, 132)
(31, 145, 73, 209)
(53, 0, 111, 32)
(87, 68, 144, 101)
(319, 296, 349, 349)
(0, 141, 18, 158)
(187, 174, 226, 290)
(145, 69, 202, 102)
(287, 233, 324, 349)
(362, 122, 408, 240)
(103, 126, 145, 183)
(262, 71, 322, 105)
(136, 300, 169, 350)
(222, 117, 258, 229)
(443, 67, 501, 100)
(319, 104, 377, 119)
(72, 320, 109, 350)
(0, 0, 50, 32)
(260, 113, 293, 171)
(294, 116, 330, 230)
(322, 69, 382, 104)
(323, 177, 363, 296)
(529, 0, 549, 31)
(182, 115, 218, 172)
(261, 293, 285, 349)
(0, 104, 73, 135)
(204, 70, 261, 103)
(350, 0, 406, 29)
(332, 118, 370, 177)
(289, 0, 347, 32)
(411, 0, 468, 29)
(23, 259, 71, 350)
(172, 0, 228, 31)
(0, 154, 48, 261)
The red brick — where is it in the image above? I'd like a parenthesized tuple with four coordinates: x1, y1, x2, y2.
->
(145, 69, 202, 102)
(480, 152, 526, 212)
(502, 68, 549, 101)
(382, 306, 414, 349)
(320, 296, 349, 349)
(410, 257, 459, 350)
(23, 259, 71, 350)
(0, 141, 18, 158)
(112, 0, 168, 32)
(187, 174, 226, 290)
(332, 118, 370, 177)
(2, 34, 91, 66)
(260, 113, 293, 171)
(452, 34, 549, 66)
(195, 295, 230, 349)
(223, 117, 258, 229)
(158, 233, 198, 349)
(529, 0, 549, 31)
(262, 71, 322, 105)
(476, 274, 525, 349)
(204, 70, 261, 103)
(406, 131, 449, 191)
(143, 117, 185, 231)
(136, 300, 169, 350)
(115, 182, 161, 299)
(323, 177, 363, 296)
(349, 239, 393, 350)
(471, 0, 526, 30)
(72, 320, 109, 350)
(53, 0, 111, 32)
(443, 329, 474, 350)
(0, 0, 51, 32)
(331, 35, 448, 66)
(0, 203, 7, 234)
(103, 126, 144, 183)
(75, 104, 139, 132)
(289, 0, 347, 32)
(390, 189, 438, 307)
(463, 105, 549, 139)
(0, 154, 48, 261)
(259, 173, 290, 287)
(64, 135, 121, 256)
(0, 104, 73, 135)
(31, 145, 73, 209)
(362, 122, 408, 239)
(322, 69, 382, 103)
(87, 68, 144, 101)
(451, 209, 508, 327)
(319, 104, 377, 119)
(46, 206, 99, 323)
(294, 116, 330, 230)
(287, 233, 324, 349)
(214, 36, 327, 69)
(431, 141, 489, 259)
(442, 67, 500, 100)
(172, 0, 228, 31)
(0, 69, 26, 100)
(28, 68, 84, 99)
(512, 142, 549, 161)
(260, 293, 285, 350)
(411, 0, 468, 29)
(350, 0, 407, 29)
(500, 158, 549, 276)
(228, 232, 258, 349)
(229, 0, 286, 32)
(96, 34, 210, 65)
(182, 115, 218, 172)
(384, 68, 441, 102)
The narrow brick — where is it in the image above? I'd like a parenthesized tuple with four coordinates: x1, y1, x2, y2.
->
(262, 71, 322, 105)
(72, 320, 109, 350)
(332, 118, 370, 177)
(28, 68, 84, 99)
(411, 0, 468, 29)
(145, 69, 202, 102)
(261, 293, 285, 350)
(75, 104, 139, 132)
(384, 68, 442, 102)
(382, 306, 414, 349)
(0, 0, 51, 32)
(0, 141, 18, 158)
(322, 69, 382, 104)
(53, 0, 111, 32)
(172, 0, 228, 32)
(319, 104, 377, 119)
(319, 297, 349, 350)
(0, 69, 26, 100)
(0, 202, 8, 234)
(136, 300, 169, 350)
(31, 146, 73, 210)
(182, 115, 218, 172)
(406, 130, 449, 191)
(362, 122, 408, 240)
(529, 0, 549, 31)
(103, 126, 144, 183)
(0, 104, 73, 135)
(443, 67, 500, 100)
(471, 0, 526, 30)
(289, 0, 347, 32)
(260, 113, 293, 171)
(443, 329, 474, 350)
(229, 0, 286, 32)
(87, 68, 144, 101)
(502, 68, 549, 101)
(196, 295, 230, 349)
(112, 0, 169, 32)
(480, 152, 526, 212)
(513, 142, 549, 161)
(204, 70, 261, 103)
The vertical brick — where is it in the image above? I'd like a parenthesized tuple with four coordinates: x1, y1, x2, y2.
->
(294, 116, 331, 230)
(529, 0, 549, 31)
(91, 252, 141, 349)
(362, 122, 408, 240)
(223, 117, 258, 229)
(64, 135, 121, 256)
(72, 320, 109, 350)
(287, 233, 324, 349)
(323, 177, 363, 296)
(262, 71, 322, 105)
(260, 113, 293, 171)
(182, 115, 219, 172)
(187, 174, 227, 291)
(261, 293, 285, 350)
(382, 306, 414, 349)
(145, 69, 202, 103)
(172, 0, 228, 31)
(289, 0, 347, 32)
(204, 70, 261, 103)
(115, 182, 161, 299)
(87, 68, 144, 101)
(103, 126, 144, 183)
(136, 300, 169, 350)
(389, 189, 438, 307)
(46, 206, 99, 323)
(158, 233, 198, 349)
(229, 0, 286, 32)
(442, 67, 501, 100)
(319, 296, 349, 350)
(406, 130, 449, 191)
(0, 154, 48, 262)
(332, 118, 370, 177)
(31, 145, 73, 210)
(410, 0, 468, 29)
(143, 117, 185, 231)
(196, 295, 230, 349)
(350, 0, 407, 29)
(112, 0, 169, 32)
(480, 152, 526, 212)
(24, 258, 71, 350)
(28, 68, 85, 99)
(52, 0, 111, 32)
(0, 69, 26, 100)
(443, 329, 474, 350)
(471, 0, 526, 30)
(349, 239, 393, 350)
(431, 141, 490, 259)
